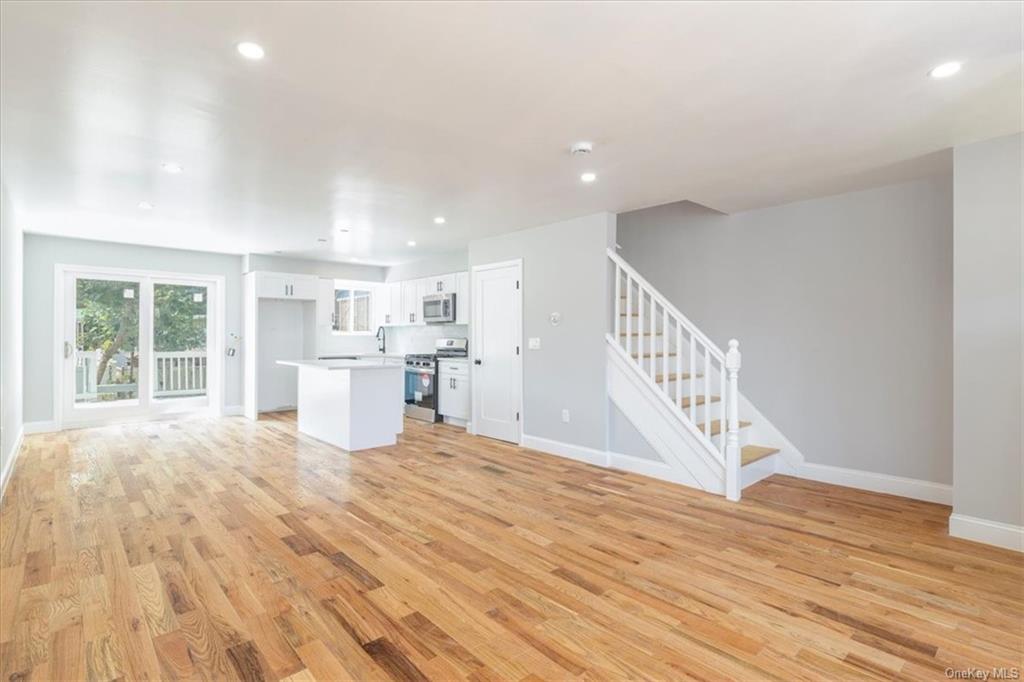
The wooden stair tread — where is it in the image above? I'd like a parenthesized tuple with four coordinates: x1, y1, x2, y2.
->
(696, 419, 751, 436)
(680, 395, 720, 408)
(654, 372, 700, 382)
(741, 445, 779, 466)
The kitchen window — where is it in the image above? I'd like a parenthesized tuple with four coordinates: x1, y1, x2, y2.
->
(333, 286, 373, 334)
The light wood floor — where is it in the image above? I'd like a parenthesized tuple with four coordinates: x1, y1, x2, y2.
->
(1, 413, 1021, 681)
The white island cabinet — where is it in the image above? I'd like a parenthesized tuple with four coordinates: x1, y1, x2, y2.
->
(276, 359, 404, 451)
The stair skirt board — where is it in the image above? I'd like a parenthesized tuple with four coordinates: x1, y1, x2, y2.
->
(607, 342, 725, 494)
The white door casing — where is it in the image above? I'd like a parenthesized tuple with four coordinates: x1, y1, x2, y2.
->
(470, 260, 523, 444)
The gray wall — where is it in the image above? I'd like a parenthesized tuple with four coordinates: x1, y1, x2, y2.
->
(952, 133, 1023, 526)
(23, 235, 245, 423)
(469, 213, 615, 452)
(386, 250, 468, 282)
(617, 175, 954, 483)
(1, 184, 24, 491)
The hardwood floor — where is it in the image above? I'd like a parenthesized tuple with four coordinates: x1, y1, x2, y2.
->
(1, 413, 1021, 681)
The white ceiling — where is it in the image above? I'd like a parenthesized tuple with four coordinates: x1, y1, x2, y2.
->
(1, 2, 1021, 265)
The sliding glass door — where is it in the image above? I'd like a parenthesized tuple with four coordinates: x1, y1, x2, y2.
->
(62, 269, 218, 426)
(72, 276, 143, 406)
(153, 283, 208, 401)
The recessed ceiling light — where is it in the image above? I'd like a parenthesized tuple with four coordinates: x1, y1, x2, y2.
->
(137, 201, 154, 210)
(928, 61, 962, 79)
(161, 162, 183, 174)
(337, 228, 350, 233)
(407, 240, 417, 247)
(237, 42, 265, 60)
(580, 172, 597, 183)
(433, 216, 446, 225)
(317, 238, 328, 243)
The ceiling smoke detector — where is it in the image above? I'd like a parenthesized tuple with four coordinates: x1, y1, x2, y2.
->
(570, 141, 593, 156)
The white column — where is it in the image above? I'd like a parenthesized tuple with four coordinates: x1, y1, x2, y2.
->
(725, 339, 742, 502)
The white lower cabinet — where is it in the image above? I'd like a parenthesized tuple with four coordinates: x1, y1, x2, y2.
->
(438, 360, 470, 421)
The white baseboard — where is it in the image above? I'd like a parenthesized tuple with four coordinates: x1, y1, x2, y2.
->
(1, 425, 25, 502)
(949, 513, 1024, 552)
(222, 405, 244, 416)
(23, 420, 58, 435)
(521, 433, 609, 467)
(794, 461, 952, 505)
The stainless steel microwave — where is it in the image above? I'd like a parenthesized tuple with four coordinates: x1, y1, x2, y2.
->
(423, 293, 456, 324)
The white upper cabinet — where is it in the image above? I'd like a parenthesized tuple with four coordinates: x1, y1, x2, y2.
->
(455, 271, 469, 324)
(316, 278, 335, 327)
(387, 283, 402, 326)
(401, 279, 423, 325)
(254, 272, 318, 300)
(342, 270, 470, 327)
(424, 273, 456, 295)
(376, 282, 403, 327)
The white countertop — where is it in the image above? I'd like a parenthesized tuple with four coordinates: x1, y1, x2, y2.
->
(277, 358, 403, 371)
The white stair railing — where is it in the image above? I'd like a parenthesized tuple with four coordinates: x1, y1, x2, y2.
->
(608, 249, 743, 500)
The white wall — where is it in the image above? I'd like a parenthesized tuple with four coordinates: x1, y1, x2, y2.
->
(616, 175, 954, 484)
(23, 234, 245, 423)
(1, 184, 24, 493)
(952, 133, 1023, 536)
(469, 213, 616, 452)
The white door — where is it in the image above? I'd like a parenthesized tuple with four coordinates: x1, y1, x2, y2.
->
(61, 268, 219, 427)
(471, 261, 522, 443)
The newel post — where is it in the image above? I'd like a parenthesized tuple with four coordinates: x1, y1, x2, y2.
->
(725, 339, 742, 502)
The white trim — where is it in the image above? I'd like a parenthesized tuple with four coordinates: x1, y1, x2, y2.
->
(0, 425, 24, 501)
(949, 514, 1024, 552)
(522, 433, 609, 467)
(795, 461, 952, 504)
(222, 405, 245, 417)
(470, 259, 523, 273)
(23, 420, 58, 434)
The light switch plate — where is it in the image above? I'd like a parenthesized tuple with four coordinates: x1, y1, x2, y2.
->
(528, 337, 541, 350)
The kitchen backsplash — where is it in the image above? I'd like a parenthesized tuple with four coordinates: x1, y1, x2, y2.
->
(385, 324, 469, 355)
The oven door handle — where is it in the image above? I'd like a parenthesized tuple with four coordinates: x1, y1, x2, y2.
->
(404, 367, 435, 375)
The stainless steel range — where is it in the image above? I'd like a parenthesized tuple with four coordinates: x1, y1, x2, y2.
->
(403, 338, 467, 422)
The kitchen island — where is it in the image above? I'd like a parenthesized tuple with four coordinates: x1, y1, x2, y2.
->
(276, 358, 404, 451)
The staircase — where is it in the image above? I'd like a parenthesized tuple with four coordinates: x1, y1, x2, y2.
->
(607, 249, 780, 501)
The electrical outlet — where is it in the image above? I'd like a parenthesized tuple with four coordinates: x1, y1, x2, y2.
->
(528, 337, 541, 350)
(561, 409, 570, 423)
